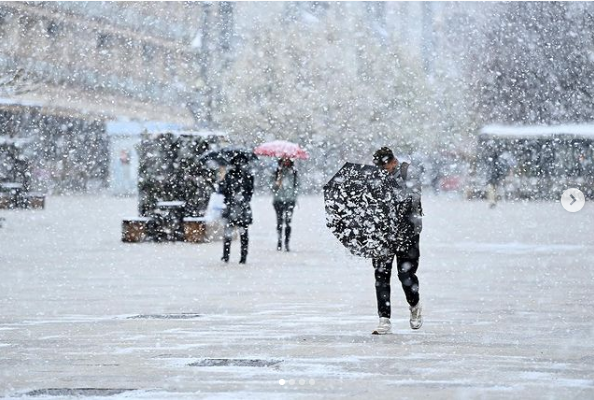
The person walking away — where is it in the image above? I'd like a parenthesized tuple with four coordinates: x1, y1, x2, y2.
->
(371, 147, 423, 335)
(219, 155, 254, 264)
(486, 151, 506, 208)
(271, 158, 299, 252)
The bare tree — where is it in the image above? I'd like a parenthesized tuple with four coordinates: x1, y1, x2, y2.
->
(476, 2, 594, 125)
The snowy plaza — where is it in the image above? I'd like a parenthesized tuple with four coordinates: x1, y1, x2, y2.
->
(1, 193, 593, 399)
(2, 2, 594, 399)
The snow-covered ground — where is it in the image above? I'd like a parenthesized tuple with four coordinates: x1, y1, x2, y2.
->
(0, 193, 593, 399)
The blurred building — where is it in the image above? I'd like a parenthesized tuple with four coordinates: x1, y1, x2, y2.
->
(0, 2, 233, 192)
(0, 1, 205, 122)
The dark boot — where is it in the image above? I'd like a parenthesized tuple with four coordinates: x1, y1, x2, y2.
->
(276, 227, 283, 251)
(239, 230, 249, 264)
(284, 226, 291, 252)
(222, 239, 231, 263)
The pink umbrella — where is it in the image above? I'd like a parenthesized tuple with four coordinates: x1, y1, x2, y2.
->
(254, 140, 309, 160)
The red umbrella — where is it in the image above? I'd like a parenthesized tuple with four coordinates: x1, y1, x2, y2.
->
(254, 140, 309, 160)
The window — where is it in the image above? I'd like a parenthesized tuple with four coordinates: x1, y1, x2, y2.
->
(97, 33, 111, 49)
(19, 15, 36, 37)
(46, 20, 60, 38)
(142, 43, 155, 63)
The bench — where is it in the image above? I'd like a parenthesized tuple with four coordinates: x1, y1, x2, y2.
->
(122, 217, 151, 242)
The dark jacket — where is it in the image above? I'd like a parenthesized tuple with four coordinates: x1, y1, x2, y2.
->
(385, 162, 423, 255)
(488, 152, 508, 185)
(219, 165, 254, 227)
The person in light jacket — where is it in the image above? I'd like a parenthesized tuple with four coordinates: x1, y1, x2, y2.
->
(271, 158, 299, 252)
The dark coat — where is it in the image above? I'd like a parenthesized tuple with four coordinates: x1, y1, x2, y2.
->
(219, 166, 254, 227)
(488, 153, 508, 185)
(384, 162, 423, 255)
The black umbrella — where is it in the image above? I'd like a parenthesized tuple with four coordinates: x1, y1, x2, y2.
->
(324, 162, 395, 259)
(199, 146, 258, 167)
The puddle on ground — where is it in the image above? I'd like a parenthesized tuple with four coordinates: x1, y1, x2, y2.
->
(127, 313, 202, 320)
(188, 358, 282, 367)
(24, 388, 135, 396)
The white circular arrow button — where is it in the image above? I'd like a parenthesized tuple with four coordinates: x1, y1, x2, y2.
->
(561, 188, 585, 212)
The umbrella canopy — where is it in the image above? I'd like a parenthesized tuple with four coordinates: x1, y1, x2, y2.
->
(199, 146, 258, 167)
(254, 140, 309, 159)
(324, 162, 395, 259)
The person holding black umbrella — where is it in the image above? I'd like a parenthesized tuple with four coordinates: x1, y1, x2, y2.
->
(218, 154, 255, 264)
(371, 147, 423, 335)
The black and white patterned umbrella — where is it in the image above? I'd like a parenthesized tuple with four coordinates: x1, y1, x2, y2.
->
(323, 162, 395, 259)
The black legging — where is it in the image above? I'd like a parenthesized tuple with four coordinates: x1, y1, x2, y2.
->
(273, 200, 295, 241)
(373, 235, 420, 318)
(223, 224, 249, 261)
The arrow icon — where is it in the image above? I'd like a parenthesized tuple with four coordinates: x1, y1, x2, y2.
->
(562, 188, 585, 212)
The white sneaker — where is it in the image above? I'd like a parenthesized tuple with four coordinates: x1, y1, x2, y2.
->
(410, 303, 423, 330)
(372, 317, 392, 335)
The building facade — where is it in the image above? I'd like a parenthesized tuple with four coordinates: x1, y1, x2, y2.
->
(0, 1, 205, 122)
(0, 2, 232, 192)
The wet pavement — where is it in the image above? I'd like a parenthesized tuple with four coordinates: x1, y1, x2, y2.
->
(1, 193, 593, 399)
